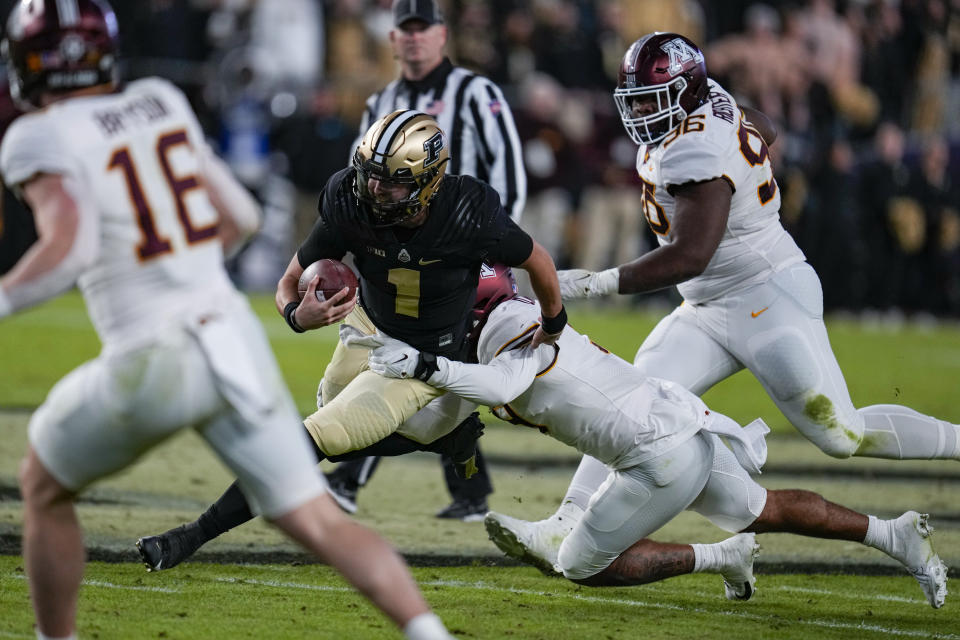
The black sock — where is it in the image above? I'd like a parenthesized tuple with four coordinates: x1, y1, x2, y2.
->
(195, 481, 255, 541)
(326, 434, 421, 462)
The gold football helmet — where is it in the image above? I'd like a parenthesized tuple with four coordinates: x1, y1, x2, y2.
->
(353, 110, 449, 226)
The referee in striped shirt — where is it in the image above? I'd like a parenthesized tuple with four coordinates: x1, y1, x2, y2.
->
(325, 0, 527, 521)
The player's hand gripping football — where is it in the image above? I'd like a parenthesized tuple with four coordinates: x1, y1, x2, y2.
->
(557, 267, 620, 299)
(293, 275, 355, 330)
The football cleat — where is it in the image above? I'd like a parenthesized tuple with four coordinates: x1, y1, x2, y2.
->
(886, 512, 948, 608)
(435, 498, 488, 522)
(135, 523, 206, 572)
(484, 509, 578, 576)
(324, 473, 359, 514)
(716, 533, 759, 601)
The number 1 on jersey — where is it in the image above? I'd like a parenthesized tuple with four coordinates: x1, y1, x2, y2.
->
(388, 268, 420, 318)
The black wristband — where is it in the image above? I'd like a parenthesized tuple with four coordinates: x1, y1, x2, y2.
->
(414, 352, 439, 381)
(283, 301, 306, 333)
(541, 305, 567, 335)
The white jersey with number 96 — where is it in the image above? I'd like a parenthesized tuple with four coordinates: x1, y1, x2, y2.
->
(635, 79, 805, 305)
(0, 77, 235, 349)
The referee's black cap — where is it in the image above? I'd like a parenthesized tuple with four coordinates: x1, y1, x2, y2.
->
(392, 0, 444, 27)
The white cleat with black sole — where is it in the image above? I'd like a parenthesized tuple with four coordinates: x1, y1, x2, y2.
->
(484, 511, 575, 576)
(717, 533, 760, 601)
(887, 511, 948, 608)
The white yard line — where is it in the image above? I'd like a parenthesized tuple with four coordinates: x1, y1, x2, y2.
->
(204, 574, 952, 639)
(11, 573, 179, 593)
(423, 579, 950, 638)
(215, 576, 351, 592)
(7, 571, 947, 638)
(775, 584, 922, 604)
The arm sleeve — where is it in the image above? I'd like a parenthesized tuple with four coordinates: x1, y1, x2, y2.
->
(431, 347, 540, 406)
(427, 298, 548, 405)
(466, 78, 527, 223)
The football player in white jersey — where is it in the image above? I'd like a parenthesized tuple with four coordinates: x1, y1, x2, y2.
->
(489, 31, 960, 575)
(0, 2, 454, 639)
(359, 267, 947, 608)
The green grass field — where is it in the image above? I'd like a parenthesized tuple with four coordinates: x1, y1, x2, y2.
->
(1, 292, 959, 638)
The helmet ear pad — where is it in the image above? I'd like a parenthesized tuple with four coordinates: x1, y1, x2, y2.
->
(353, 109, 450, 226)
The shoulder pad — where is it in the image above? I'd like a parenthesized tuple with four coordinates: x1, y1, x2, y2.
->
(433, 175, 498, 243)
(659, 118, 731, 188)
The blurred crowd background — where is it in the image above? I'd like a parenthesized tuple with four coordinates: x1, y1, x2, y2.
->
(0, 0, 957, 316)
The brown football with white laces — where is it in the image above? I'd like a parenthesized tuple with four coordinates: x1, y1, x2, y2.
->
(298, 259, 358, 302)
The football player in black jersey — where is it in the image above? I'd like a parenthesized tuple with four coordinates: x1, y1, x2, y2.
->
(288, 109, 562, 453)
(135, 111, 564, 571)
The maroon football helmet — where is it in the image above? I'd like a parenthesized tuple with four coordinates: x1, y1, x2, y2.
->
(2, 0, 118, 109)
(614, 32, 709, 145)
(469, 263, 518, 347)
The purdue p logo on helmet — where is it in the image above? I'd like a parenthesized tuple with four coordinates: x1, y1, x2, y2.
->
(353, 110, 450, 226)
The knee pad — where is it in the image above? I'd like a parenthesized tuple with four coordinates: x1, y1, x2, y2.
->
(557, 535, 604, 581)
(689, 436, 768, 532)
(303, 390, 404, 456)
(802, 393, 862, 458)
(304, 375, 440, 456)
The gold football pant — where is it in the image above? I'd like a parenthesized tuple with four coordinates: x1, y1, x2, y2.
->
(303, 305, 445, 455)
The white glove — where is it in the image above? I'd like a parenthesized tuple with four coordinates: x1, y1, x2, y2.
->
(340, 325, 385, 349)
(368, 340, 422, 379)
(557, 267, 620, 299)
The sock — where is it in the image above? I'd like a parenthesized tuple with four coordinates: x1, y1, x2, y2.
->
(857, 405, 960, 459)
(561, 455, 610, 512)
(404, 612, 451, 640)
(37, 632, 76, 640)
(196, 481, 255, 541)
(691, 542, 721, 573)
(863, 514, 894, 554)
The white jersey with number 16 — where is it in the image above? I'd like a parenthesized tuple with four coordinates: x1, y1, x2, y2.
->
(0, 77, 235, 349)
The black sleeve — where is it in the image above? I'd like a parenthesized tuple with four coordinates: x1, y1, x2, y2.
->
(486, 214, 534, 266)
(295, 187, 347, 268)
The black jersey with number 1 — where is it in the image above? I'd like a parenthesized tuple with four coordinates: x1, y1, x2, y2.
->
(297, 167, 533, 360)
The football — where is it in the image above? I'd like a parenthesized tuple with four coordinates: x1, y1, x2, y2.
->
(298, 259, 359, 302)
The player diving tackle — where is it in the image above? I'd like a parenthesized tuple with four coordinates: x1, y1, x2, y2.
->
(359, 266, 948, 608)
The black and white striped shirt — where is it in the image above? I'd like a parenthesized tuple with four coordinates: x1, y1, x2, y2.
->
(356, 58, 526, 223)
